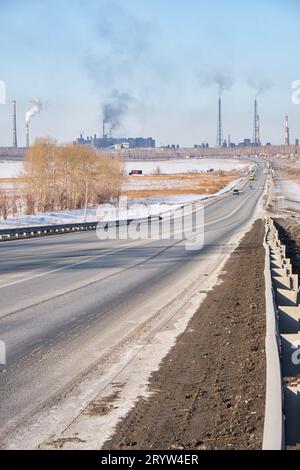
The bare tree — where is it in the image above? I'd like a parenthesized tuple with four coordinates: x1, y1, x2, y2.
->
(19, 139, 124, 216)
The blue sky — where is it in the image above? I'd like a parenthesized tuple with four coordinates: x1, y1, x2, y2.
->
(0, 0, 299, 147)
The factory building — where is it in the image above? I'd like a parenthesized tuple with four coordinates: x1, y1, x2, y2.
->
(75, 134, 156, 150)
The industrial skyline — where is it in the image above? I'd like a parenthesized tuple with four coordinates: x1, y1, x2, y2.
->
(0, 0, 299, 147)
(4, 94, 298, 150)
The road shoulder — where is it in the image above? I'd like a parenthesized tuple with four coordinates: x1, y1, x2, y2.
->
(103, 220, 266, 450)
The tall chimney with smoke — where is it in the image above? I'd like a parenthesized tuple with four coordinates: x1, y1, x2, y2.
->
(103, 119, 106, 139)
(257, 114, 261, 146)
(26, 122, 30, 148)
(285, 115, 290, 146)
(216, 98, 223, 147)
(25, 99, 43, 148)
(13, 100, 18, 148)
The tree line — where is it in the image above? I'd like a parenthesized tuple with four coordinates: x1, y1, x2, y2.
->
(0, 139, 123, 221)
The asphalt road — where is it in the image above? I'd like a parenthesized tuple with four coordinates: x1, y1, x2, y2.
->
(0, 166, 266, 448)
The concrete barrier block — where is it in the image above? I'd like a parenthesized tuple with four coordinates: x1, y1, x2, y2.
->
(276, 289, 298, 307)
(284, 381, 300, 447)
(272, 268, 289, 277)
(271, 259, 285, 270)
(278, 306, 300, 334)
(280, 334, 300, 378)
(272, 275, 292, 290)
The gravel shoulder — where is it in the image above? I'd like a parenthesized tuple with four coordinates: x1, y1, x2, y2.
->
(103, 220, 266, 451)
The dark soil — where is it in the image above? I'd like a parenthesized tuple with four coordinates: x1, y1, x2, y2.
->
(103, 220, 266, 451)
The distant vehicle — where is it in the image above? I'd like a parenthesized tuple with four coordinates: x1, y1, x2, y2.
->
(248, 175, 255, 181)
(129, 170, 143, 176)
(249, 185, 253, 190)
(233, 189, 240, 196)
(259, 186, 264, 190)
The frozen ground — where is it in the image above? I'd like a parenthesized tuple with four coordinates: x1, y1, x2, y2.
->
(0, 179, 243, 230)
(280, 180, 300, 212)
(124, 159, 249, 175)
(0, 159, 248, 180)
(0, 161, 23, 178)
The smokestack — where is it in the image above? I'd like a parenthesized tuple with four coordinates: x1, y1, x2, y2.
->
(257, 114, 261, 146)
(13, 100, 18, 148)
(285, 115, 290, 146)
(252, 99, 259, 146)
(216, 98, 223, 147)
(103, 119, 105, 139)
(26, 122, 30, 148)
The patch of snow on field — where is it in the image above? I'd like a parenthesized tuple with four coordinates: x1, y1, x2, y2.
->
(280, 180, 300, 212)
(124, 159, 249, 175)
(0, 161, 23, 178)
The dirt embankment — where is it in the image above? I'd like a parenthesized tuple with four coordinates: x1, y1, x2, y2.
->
(103, 220, 266, 451)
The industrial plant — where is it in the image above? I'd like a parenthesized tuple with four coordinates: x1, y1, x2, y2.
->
(214, 95, 296, 150)
(75, 134, 156, 150)
(0, 95, 298, 159)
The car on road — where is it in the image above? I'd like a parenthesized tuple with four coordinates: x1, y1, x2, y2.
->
(233, 189, 240, 196)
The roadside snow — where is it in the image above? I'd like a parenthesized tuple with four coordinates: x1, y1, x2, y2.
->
(0, 178, 243, 230)
(0, 204, 182, 230)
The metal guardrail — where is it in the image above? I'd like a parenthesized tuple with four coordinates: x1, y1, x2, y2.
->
(263, 219, 285, 450)
(0, 216, 162, 242)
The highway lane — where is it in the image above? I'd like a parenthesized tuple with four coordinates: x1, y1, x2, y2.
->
(0, 166, 266, 447)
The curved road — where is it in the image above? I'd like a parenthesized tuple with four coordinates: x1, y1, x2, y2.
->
(0, 165, 266, 448)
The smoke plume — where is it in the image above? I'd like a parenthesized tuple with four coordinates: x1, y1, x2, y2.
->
(103, 90, 135, 131)
(247, 77, 272, 98)
(26, 99, 43, 124)
(198, 66, 234, 96)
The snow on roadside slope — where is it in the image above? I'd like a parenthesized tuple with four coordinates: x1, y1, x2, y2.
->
(0, 178, 243, 230)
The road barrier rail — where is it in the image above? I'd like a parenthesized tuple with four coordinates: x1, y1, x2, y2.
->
(263, 218, 300, 450)
(0, 216, 162, 242)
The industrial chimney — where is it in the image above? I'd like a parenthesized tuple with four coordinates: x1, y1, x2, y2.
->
(285, 115, 290, 146)
(252, 99, 259, 146)
(216, 98, 223, 148)
(26, 122, 30, 148)
(13, 100, 18, 148)
(257, 114, 261, 146)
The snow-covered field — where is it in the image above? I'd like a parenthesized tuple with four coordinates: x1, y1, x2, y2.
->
(280, 180, 300, 212)
(124, 159, 249, 175)
(0, 178, 243, 230)
(0, 161, 23, 179)
(0, 158, 249, 180)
